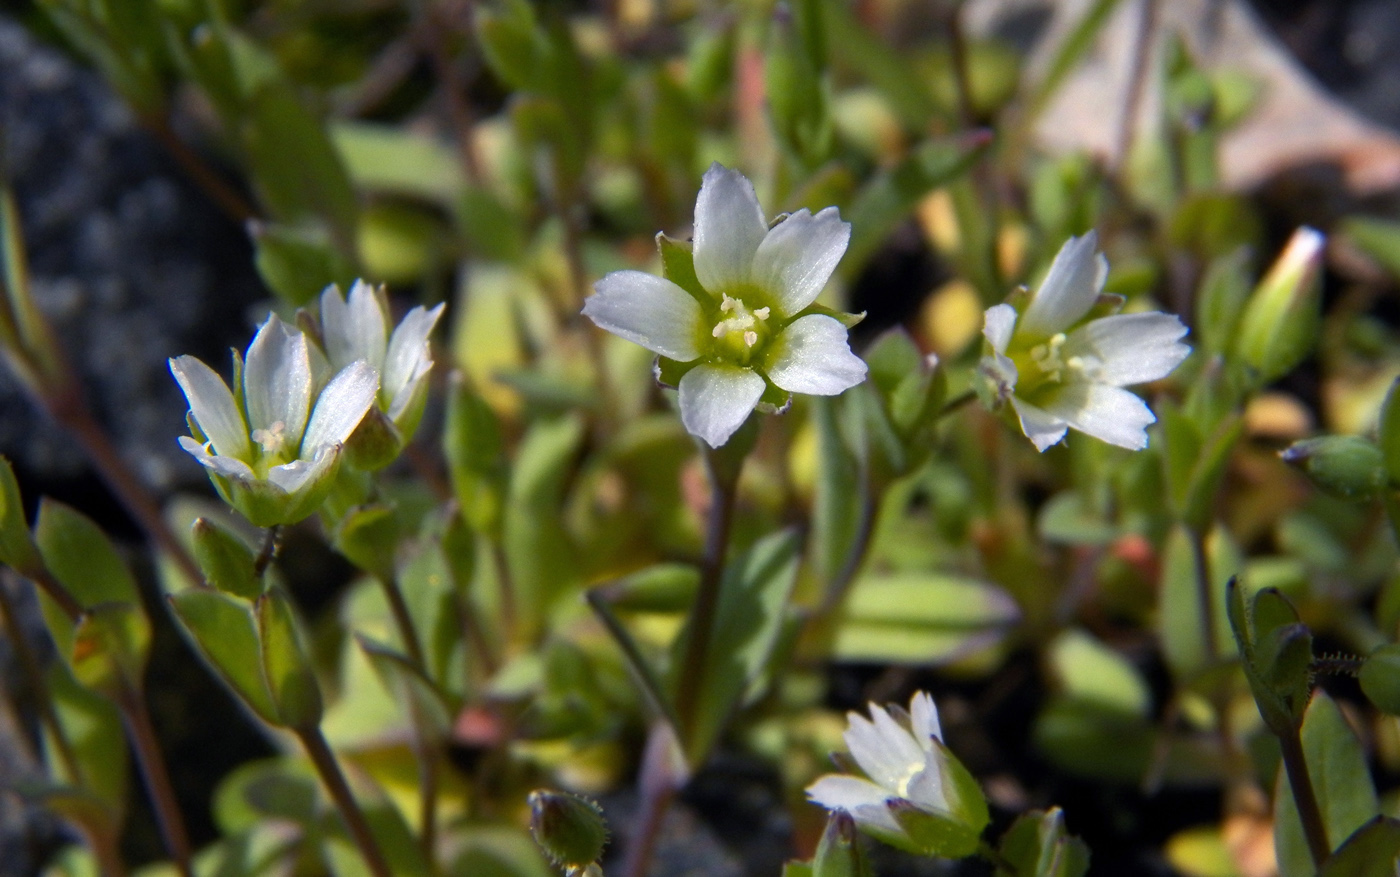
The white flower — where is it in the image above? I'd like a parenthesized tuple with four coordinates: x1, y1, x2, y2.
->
(318, 279, 444, 435)
(978, 232, 1191, 452)
(582, 163, 867, 448)
(806, 692, 950, 841)
(171, 315, 379, 527)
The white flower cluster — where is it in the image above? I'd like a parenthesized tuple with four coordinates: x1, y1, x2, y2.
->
(171, 282, 442, 526)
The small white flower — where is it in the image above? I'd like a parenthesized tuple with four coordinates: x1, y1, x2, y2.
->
(318, 279, 444, 435)
(171, 315, 379, 527)
(806, 692, 950, 840)
(583, 163, 867, 448)
(978, 232, 1191, 452)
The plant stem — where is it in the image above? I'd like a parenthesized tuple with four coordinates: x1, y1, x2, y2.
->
(977, 838, 1017, 873)
(817, 486, 877, 616)
(139, 113, 258, 225)
(0, 574, 82, 784)
(253, 525, 281, 579)
(115, 684, 193, 877)
(945, 0, 977, 128)
(1188, 524, 1219, 661)
(28, 564, 83, 621)
(490, 539, 518, 644)
(621, 723, 685, 877)
(412, 733, 441, 872)
(672, 445, 741, 737)
(297, 724, 394, 877)
(1279, 723, 1330, 869)
(379, 573, 426, 669)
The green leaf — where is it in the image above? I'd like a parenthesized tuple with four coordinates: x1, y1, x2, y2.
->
(1361, 644, 1400, 716)
(44, 662, 128, 817)
(1275, 692, 1379, 877)
(333, 504, 399, 582)
(35, 498, 139, 609)
(1194, 248, 1254, 359)
(357, 636, 452, 743)
(1380, 376, 1400, 487)
(70, 602, 151, 697)
(681, 530, 801, 763)
(1320, 817, 1400, 877)
(213, 756, 321, 834)
(1025, 0, 1126, 122)
(1159, 524, 1238, 681)
(331, 122, 467, 204)
(1037, 491, 1116, 546)
(192, 517, 262, 600)
(1341, 216, 1400, 285)
(832, 573, 1018, 664)
(843, 133, 989, 276)
(1048, 629, 1150, 719)
(504, 415, 584, 632)
(996, 808, 1090, 877)
(250, 222, 356, 307)
(257, 589, 322, 730)
(811, 395, 865, 591)
(0, 456, 38, 573)
(169, 589, 280, 726)
(444, 374, 510, 536)
(1281, 436, 1388, 501)
(599, 563, 699, 613)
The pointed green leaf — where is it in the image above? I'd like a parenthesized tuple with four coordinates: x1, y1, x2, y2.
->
(257, 589, 322, 730)
(1320, 816, 1400, 877)
(192, 517, 261, 600)
(0, 456, 38, 573)
(70, 602, 150, 696)
(169, 588, 279, 725)
(832, 573, 1019, 664)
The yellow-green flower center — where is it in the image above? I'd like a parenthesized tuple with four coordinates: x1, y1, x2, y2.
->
(1009, 332, 1086, 399)
(709, 294, 772, 364)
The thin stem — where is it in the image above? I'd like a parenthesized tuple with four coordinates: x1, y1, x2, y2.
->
(1279, 724, 1330, 869)
(673, 445, 741, 739)
(379, 573, 426, 669)
(945, 0, 978, 128)
(27, 564, 83, 621)
(297, 725, 394, 877)
(253, 525, 281, 579)
(421, 1, 484, 184)
(586, 587, 679, 729)
(412, 733, 441, 872)
(1115, 0, 1156, 165)
(621, 723, 684, 877)
(1188, 524, 1219, 661)
(138, 113, 258, 225)
(817, 486, 878, 616)
(0, 574, 82, 784)
(490, 539, 518, 643)
(937, 389, 977, 421)
(454, 587, 500, 677)
(115, 685, 193, 877)
(52, 398, 203, 588)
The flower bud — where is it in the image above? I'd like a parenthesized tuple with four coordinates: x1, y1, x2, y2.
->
(528, 790, 609, 872)
(812, 811, 868, 877)
(1280, 435, 1388, 500)
(1236, 227, 1324, 385)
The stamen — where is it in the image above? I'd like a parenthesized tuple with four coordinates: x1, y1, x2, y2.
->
(743, 330, 758, 347)
(252, 420, 288, 454)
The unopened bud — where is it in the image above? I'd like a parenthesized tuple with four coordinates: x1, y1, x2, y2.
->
(1236, 227, 1324, 385)
(192, 518, 260, 600)
(528, 790, 609, 872)
(344, 406, 404, 471)
(1280, 435, 1387, 500)
(812, 811, 868, 877)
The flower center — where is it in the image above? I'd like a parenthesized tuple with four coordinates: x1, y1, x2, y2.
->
(1010, 332, 1089, 399)
(710, 294, 771, 363)
(252, 420, 291, 458)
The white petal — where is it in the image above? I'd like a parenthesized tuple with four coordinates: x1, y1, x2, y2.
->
(691, 163, 767, 294)
(301, 360, 379, 452)
(677, 364, 764, 448)
(1064, 312, 1190, 386)
(904, 762, 949, 813)
(321, 281, 388, 373)
(806, 774, 889, 811)
(383, 302, 445, 416)
(178, 435, 256, 480)
(870, 705, 926, 779)
(764, 315, 867, 395)
(842, 712, 907, 789)
(750, 207, 850, 317)
(909, 692, 942, 748)
(1017, 232, 1106, 339)
(583, 271, 705, 361)
(1011, 396, 1069, 452)
(170, 356, 250, 460)
(243, 315, 313, 449)
(1042, 382, 1157, 450)
(267, 447, 336, 495)
(982, 304, 1017, 355)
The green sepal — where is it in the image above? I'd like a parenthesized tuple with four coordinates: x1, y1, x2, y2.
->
(192, 517, 262, 600)
(883, 797, 981, 859)
(812, 811, 870, 877)
(995, 808, 1090, 877)
(344, 407, 405, 472)
(1227, 580, 1313, 737)
(256, 589, 322, 730)
(333, 503, 399, 581)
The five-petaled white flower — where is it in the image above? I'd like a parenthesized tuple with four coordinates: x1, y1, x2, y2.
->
(583, 163, 868, 448)
(316, 280, 444, 467)
(978, 232, 1190, 452)
(171, 315, 379, 527)
(806, 692, 951, 841)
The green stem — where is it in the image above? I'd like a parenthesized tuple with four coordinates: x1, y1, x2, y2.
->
(490, 539, 518, 645)
(672, 444, 741, 736)
(1279, 723, 1331, 869)
(977, 838, 1017, 874)
(586, 587, 679, 729)
(297, 725, 393, 877)
(115, 684, 193, 877)
(378, 573, 426, 670)
(1188, 524, 1219, 661)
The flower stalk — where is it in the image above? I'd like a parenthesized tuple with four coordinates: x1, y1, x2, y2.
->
(296, 724, 394, 877)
